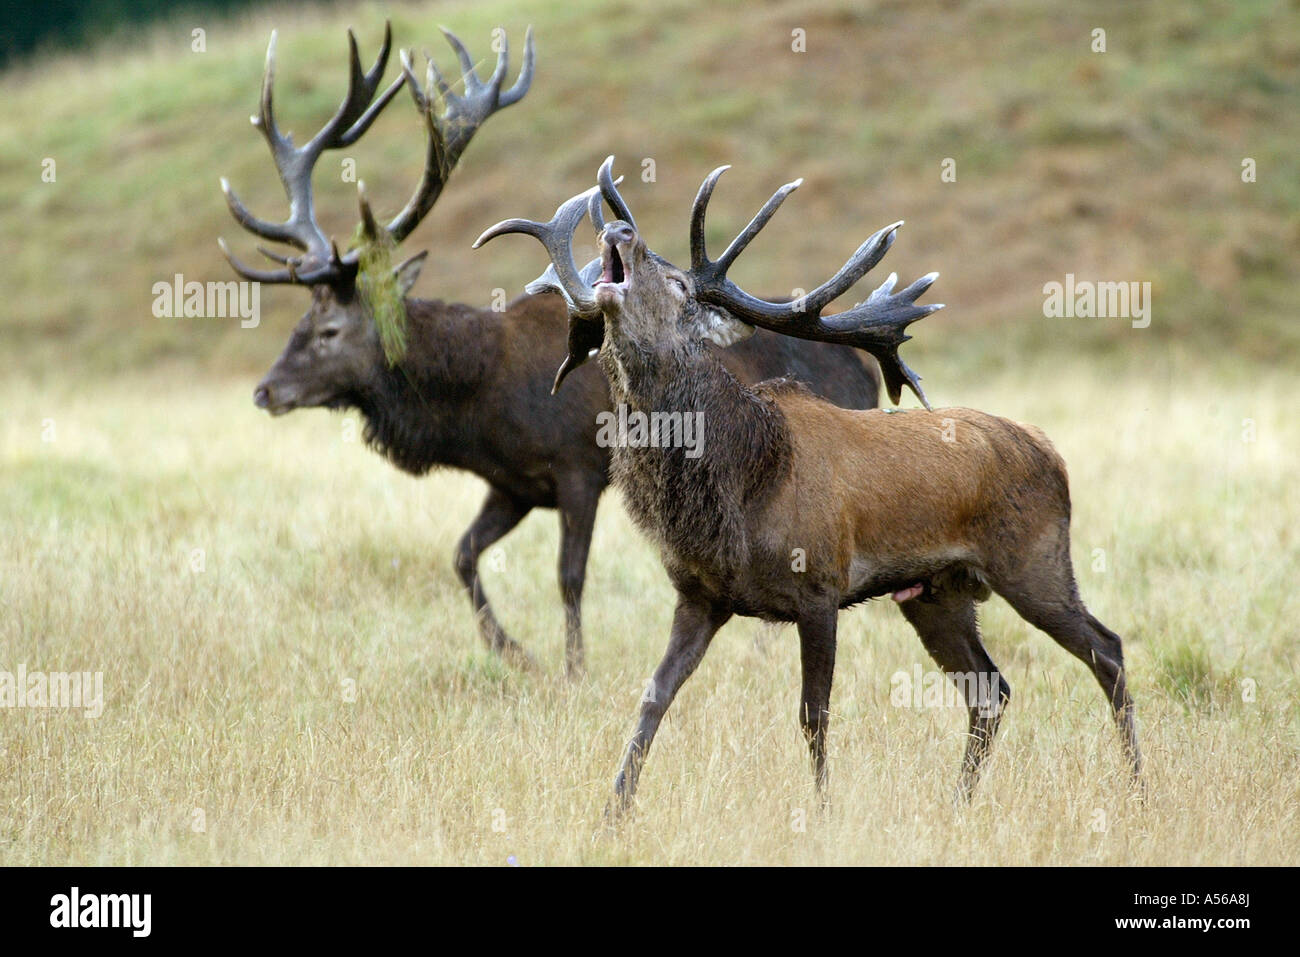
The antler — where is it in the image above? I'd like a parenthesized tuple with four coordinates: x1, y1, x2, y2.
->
(220, 23, 535, 286)
(383, 26, 535, 244)
(474, 182, 610, 392)
(474, 185, 603, 314)
(219, 23, 402, 284)
(586, 155, 637, 233)
(687, 166, 942, 407)
(477, 157, 941, 403)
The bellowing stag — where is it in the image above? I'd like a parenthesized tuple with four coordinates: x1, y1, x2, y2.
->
(219, 26, 882, 675)
(477, 158, 1143, 806)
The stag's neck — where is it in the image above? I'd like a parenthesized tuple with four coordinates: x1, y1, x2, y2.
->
(353, 298, 498, 475)
(599, 331, 793, 579)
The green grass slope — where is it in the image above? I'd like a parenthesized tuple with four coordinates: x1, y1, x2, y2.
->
(0, 0, 1297, 383)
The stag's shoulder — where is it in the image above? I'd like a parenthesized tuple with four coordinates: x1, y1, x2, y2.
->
(750, 376, 818, 399)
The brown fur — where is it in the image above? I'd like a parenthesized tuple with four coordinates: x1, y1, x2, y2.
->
(577, 221, 1142, 810)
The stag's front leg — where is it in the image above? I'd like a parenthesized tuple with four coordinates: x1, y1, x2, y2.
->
(797, 604, 838, 805)
(610, 594, 731, 815)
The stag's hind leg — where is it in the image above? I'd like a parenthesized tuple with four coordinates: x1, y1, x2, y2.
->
(899, 586, 1010, 801)
(453, 487, 535, 669)
(993, 535, 1143, 785)
(556, 475, 602, 679)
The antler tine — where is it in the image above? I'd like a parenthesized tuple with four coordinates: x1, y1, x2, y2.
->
(689, 165, 728, 271)
(690, 166, 802, 279)
(253, 32, 290, 160)
(220, 177, 307, 249)
(485, 28, 510, 93)
(438, 26, 478, 83)
(256, 245, 294, 265)
(222, 31, 312, 250)
(381, 28, 534, 246)
(218, 237, 294, 283)
(356, 180, 381, 240)
(596, 156, 636, 231)
(306, 23, 403, 155)
(798, 220, 901, 311)
(588, 172, 630, 233)
(380, 53, 451, 246)
(498, 27, 535, 107)
(816, 269, 943, 407)
(222, 22, 406, 284)
(715, 178, 802, 272)
(440, 27, 535, 144)
(400, 48, 450, 111)
(335, 68, 406, 148)
(473, 185, 602, 316)
(695, 220, 900, 324)
(687, 168, 942, 408)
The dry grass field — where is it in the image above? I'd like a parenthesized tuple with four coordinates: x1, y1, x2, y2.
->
(0, 0, 1297, 865)
(2, 358, 1296, 865)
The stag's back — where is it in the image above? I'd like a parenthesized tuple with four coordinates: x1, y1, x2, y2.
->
(762, 392, 1072, 584)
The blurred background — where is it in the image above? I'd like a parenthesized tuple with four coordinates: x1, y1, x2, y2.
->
(1, 0, 1296, 382)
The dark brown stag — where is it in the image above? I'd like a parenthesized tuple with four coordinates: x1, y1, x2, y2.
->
(220, 26, 883, 675)
(478, 158, 1143, 807)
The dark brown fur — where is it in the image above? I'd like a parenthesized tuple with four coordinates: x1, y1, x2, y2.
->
(255, 285, 880, 674)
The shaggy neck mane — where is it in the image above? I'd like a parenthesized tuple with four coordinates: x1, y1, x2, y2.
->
(600, 331, 792, 578)
(352, 298, 497, 475)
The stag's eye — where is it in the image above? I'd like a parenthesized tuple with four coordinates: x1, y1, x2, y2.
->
(668, 276, 688, 295)
(319, 327, 340, 341)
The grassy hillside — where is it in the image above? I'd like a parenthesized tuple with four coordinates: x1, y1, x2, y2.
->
(0, 0, 1297, 382)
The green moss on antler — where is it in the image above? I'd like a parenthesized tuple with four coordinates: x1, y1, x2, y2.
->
(351, 223, 407, 367)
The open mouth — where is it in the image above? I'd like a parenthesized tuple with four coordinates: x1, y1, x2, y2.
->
(594, 241, 629, 291)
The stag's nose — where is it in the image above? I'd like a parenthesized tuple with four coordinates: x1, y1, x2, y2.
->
(253, 385, 271, 409)
(603, 223, 635, 246)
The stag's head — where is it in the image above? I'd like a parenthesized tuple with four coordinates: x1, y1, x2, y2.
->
(477, 157, 943, 406)
(218, 22, 534, 414)
(588, 219, 747, 355)
(251, 263, 427, 414)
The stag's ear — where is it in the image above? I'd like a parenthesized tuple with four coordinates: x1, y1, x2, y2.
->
(392, 251, 427, 298)
(691, 306, 755, 348)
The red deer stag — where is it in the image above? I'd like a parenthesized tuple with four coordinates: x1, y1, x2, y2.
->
(477, 158, 1143, 807)
(220, 26, 884, 676)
